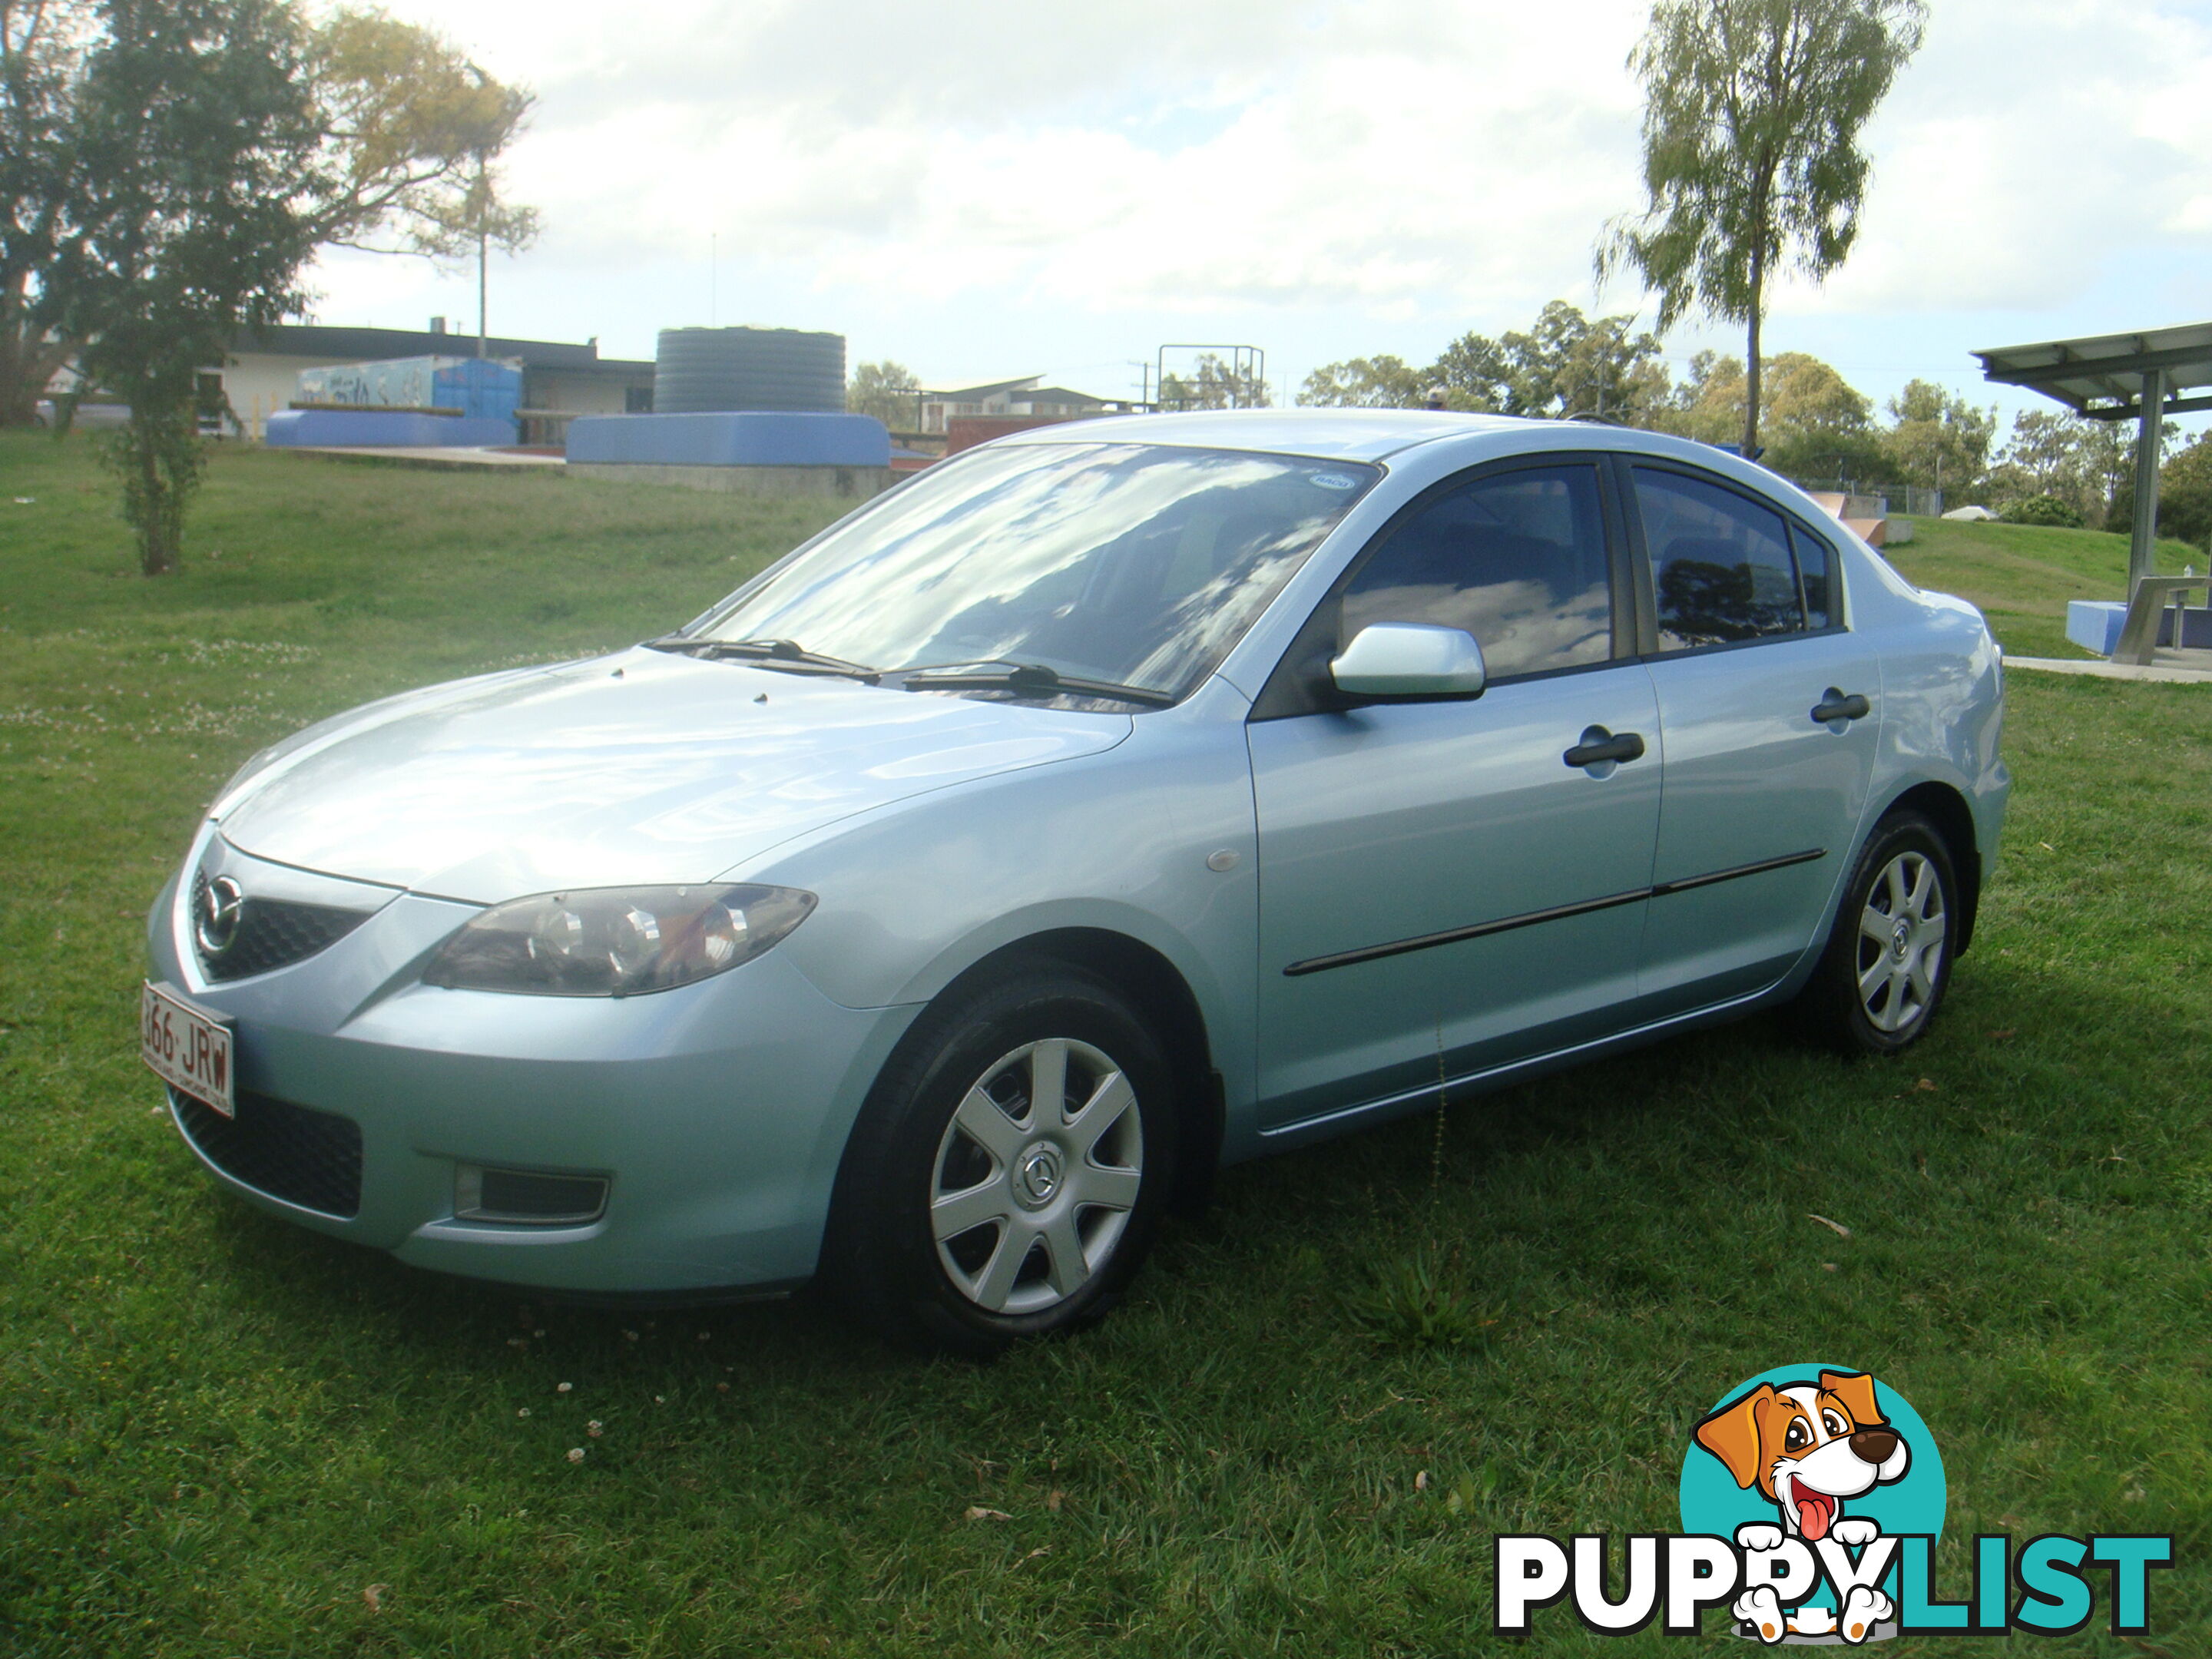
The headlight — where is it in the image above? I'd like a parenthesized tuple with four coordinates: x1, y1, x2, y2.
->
(422, 884, 816, 997)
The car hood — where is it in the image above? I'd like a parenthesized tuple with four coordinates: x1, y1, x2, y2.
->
(215, 648, 1132, 901)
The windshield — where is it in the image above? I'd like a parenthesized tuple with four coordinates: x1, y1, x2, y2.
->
(690, 442, 1382, 703)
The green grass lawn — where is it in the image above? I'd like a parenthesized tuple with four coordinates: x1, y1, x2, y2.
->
(1882, 514, 2204, 662)
(2, 432, 2207, 1656)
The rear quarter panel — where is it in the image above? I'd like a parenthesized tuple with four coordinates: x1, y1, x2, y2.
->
(1844, 540, 2011, 881)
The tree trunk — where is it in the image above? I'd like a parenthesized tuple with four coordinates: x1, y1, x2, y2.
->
(1742, 250, 1763, 461)
(135, 429, 171, 574)
(0, 272, 78, 427)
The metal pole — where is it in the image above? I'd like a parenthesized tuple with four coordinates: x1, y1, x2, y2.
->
(2129, 368, 2167, 595)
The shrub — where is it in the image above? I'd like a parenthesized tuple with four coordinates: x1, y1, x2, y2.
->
(2007, 494, 2085, 528)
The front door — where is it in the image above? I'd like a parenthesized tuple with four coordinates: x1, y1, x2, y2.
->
(1247, 459, 1663, 1131)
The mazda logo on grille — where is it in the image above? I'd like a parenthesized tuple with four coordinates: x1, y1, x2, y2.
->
(196, 876, 245, 956)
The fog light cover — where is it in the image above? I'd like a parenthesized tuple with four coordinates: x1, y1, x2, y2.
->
(455, 1164, 609, 1226)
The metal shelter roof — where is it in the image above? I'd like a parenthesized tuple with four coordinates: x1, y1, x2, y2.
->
(1972, 320, 2212, 421)
(1974, 320, 2212, 594)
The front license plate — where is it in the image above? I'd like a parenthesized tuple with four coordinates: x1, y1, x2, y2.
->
(141, 980, 233, 1118)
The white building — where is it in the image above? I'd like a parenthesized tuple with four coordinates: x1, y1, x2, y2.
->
(204, 323, 654, 440)
(916, 376, 1121, 435)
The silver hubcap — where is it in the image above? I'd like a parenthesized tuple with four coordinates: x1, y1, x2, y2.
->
(929, 1037, 1144, 1316)
(1856, 850, 1946, 1034)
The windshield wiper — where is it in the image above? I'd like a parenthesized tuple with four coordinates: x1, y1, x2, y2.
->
(646, 637, 880, 682)
(896, 660, 1177, 709)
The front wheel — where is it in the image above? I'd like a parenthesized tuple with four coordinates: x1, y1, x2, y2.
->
(823, 966, 1177, 1357)
(1793, 810, 1959, 1056)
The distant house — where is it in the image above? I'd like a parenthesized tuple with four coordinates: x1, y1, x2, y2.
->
(209, 322, 654, 440)
(916, 376, 1124, 435)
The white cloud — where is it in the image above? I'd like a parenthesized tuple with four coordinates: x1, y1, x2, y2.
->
(321, 0, 2212, 408)
(365, 0, 1651, 317)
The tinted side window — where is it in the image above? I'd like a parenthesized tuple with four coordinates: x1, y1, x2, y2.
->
(1340, 465, 1613, 681)
(1634, 467, 1806, 650)
(1791, 523, 1834, 630)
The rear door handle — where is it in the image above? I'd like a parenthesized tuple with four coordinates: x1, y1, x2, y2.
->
(1811, 688, 1872, 724)
(1563, 726, 1647, 769)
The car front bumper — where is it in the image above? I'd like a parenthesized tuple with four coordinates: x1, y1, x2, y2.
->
(147, 849, 919, 1297)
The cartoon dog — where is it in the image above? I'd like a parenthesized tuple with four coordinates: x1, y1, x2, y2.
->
(1693, 1370, 1911, 1644)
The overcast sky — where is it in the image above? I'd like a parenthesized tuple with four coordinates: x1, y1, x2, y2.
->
(309, 0, 2212, 429)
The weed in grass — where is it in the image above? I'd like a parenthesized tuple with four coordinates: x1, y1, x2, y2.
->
(1340, 1249, 1502, 1349)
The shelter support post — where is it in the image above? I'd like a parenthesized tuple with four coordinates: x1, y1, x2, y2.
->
(2129, 368, 2167, 595)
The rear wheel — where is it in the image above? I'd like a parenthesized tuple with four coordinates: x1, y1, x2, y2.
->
(1793, 810, 1958, 1056)
(824, 966, 1176, 1357)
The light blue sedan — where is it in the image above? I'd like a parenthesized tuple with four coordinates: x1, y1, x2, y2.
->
(144, 411, 2008, 1353)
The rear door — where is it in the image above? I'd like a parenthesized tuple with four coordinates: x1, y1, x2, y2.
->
(1246, 458, 1663, 1131)
(1621, 460, 1883, 1016)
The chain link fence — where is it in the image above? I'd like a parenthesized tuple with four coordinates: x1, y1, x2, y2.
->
(1785, 478, 1945, 518)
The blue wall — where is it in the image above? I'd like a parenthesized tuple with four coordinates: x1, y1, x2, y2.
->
(566, 412, 890, 468)
(265, 409, 518, 449)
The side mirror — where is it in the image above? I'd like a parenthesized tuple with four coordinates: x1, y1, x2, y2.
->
(1329, 623, 1487, 700)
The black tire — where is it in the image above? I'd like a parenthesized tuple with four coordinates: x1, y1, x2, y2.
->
(1793, 810, 1959, 1056)
(822, 965, 1178, 1358)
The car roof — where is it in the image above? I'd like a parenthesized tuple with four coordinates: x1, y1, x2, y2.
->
(990, 407, 1536, 462)
(987, 409, 1849, 525)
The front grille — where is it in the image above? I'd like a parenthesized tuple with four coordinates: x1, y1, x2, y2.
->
(191, 871, 372, 982)
(173, 1086, 363, 1218)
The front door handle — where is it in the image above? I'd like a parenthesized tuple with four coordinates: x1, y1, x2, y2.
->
(1563, 726, 1647, 769)
(1811, 688, 1872, 724)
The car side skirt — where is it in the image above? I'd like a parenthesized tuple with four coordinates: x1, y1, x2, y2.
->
(1253, 981, 1780, 1152)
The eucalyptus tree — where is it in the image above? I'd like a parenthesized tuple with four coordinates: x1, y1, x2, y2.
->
(1881, 379, 1997, 498)
(1598, 0, 1926, 456)
(1296, 355, 1428, 409)
(847, 360, 922, 426)
(303, 7, 536, 255)
(1429, 302, 1671, 423)
(1991, 409, 2137, 525)
(302, 7, 539, 353)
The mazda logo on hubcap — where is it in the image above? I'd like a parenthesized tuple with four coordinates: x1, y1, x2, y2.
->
(197, 876, 244, 956)
(1016, 1145, 1062, 1207)
(1890, 919, 1911, 959)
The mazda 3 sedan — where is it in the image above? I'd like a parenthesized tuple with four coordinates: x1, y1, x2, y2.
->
(144, 411, 2008, 1353)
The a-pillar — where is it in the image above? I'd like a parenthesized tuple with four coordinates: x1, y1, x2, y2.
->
(2128, 368, 2167, 595)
